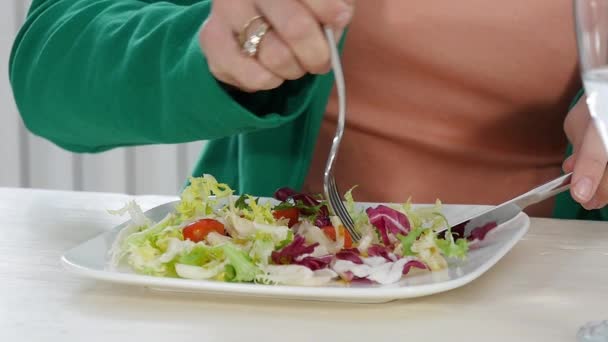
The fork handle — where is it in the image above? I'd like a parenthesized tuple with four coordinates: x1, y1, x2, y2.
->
(322, 27, 345, 182)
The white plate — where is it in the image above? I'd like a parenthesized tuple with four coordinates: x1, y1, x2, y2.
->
(61, 200, 529, 303)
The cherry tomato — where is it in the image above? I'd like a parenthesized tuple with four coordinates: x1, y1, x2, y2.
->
(321, 225, 353, 248)
(182, 218, 225, 242)
(273, 207, 299, 227)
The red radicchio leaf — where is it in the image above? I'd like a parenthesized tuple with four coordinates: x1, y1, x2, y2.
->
(274, 187, 319, 212)
(274, 187, 330, 228)
(351, 277, 373, 285)
(367, 244, 393, 262)
(337, 271, 372, 284)
(271, 235, 318, 265)
(314, 209, 331, 228)
(440, 221, 466, 240)
(335, 248, 364, 264)
(365, 205, 411, 245)
(295, 255, 332, 270)
(274, 187, 297, 202)
(468, 222, 498, 241)
(402, 260, 428, 275)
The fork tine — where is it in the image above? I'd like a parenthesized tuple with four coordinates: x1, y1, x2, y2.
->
(336, 193, 357, 232)
(328, 188, 345, 219)
(328, 176, 361, 241)
(331, 191, 356, 232)
(328, 178, 348, 220)
(329, 197, 360, 241)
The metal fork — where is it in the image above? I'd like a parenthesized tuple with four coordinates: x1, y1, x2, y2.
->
(322, 27, 362, 242)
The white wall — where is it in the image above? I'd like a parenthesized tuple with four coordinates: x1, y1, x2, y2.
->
(0, 0, 205, 195)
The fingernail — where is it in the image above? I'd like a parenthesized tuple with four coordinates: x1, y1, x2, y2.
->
(574, 177, 593, 201)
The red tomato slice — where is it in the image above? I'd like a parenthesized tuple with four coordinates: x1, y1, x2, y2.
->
(182, 218, 225, 242)
(272, 207, 299, 227)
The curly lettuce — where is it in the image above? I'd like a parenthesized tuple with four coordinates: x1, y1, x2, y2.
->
(175, 174, 233, 221)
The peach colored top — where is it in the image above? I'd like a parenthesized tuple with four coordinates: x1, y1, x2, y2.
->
(303, 0, 581, 217)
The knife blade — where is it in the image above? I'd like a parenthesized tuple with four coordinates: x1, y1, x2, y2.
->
(437, 172, 572, 238)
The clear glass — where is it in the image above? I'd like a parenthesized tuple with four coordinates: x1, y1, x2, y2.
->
(574, 2, 608, 341)
(576, 0, 608, 152)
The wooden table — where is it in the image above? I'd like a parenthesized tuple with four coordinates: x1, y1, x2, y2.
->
(1, 188, 607, 342)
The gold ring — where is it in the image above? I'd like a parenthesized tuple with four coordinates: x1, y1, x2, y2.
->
(238, 15, 271, 57)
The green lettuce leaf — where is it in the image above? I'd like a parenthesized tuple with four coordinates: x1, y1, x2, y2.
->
(397, 227, 427, 256)
(221, 244, 261, 282)
(344, 186, 371, 228)
(275, 230, 294, 250)
(436, 237, 469, 259)
(178, 244, 224, 266)
(175, 174, 233, 221)
(240, 195, 276, 224)
(249, 232, 275, 266)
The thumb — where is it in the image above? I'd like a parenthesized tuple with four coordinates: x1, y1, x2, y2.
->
(571, 121, 608, 207)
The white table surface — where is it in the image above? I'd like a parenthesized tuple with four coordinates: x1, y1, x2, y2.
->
(1, 187, 607, 342)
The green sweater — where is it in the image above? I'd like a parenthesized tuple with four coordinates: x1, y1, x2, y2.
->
(8, 0, 604, 220)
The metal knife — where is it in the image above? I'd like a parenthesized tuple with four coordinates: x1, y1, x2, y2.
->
(437, 172, 573, 238)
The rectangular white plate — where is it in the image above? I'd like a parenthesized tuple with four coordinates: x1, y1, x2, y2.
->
(61, 200, 529, 303)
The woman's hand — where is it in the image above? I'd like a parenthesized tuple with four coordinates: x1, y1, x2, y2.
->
(563, 95, 608, 209)
(199, 0, 355, 92)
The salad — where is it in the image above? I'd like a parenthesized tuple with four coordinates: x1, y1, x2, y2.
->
(108, 174, 487, 286)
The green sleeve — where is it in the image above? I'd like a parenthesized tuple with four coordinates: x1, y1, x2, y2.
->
(9, 0, 310, 153)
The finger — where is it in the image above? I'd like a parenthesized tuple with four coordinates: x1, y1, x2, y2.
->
(587, 170, 608, 209)
(564, 95, 590, 148)
(333, 28, 345, 41)
(257, 31, 306, 80)
(257, 0, 331, 74)
(571, 121, 608, 205)
(199, 18, 240, 87)
(200, 15, 283, 91)
(216, 74, 243, 91)
(299, 0, 355, 28)
(215, 72, 265, 94)
(563, 154, 575, 173)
